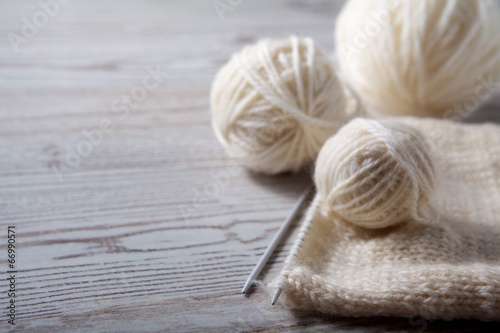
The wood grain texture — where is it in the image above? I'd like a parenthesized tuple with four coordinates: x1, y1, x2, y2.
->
(0, 0, 499, 332)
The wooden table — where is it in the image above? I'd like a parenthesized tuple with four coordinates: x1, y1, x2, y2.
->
(1, 0, 499, 331)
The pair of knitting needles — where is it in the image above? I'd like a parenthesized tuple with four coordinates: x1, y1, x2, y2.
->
(241, 185, 312, 304)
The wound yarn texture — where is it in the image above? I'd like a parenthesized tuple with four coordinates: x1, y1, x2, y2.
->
(211, 36, 358, 175)
(315, 118, 436, 229)
(276, 117, 500, 321)
(335, 0, 500, 119)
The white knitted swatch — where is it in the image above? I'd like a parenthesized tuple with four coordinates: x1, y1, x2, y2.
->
(275, 117, 500, 320)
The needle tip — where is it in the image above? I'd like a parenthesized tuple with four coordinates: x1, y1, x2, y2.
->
(271, 288, 282, 305)
(241, 280, 252, 294)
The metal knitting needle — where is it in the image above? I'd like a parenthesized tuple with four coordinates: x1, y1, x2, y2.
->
(271, 287, 281, 305)
(241, 185, 312, 294)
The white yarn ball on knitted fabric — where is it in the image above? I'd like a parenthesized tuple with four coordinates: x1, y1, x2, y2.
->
(211, 36, 359, 174)
(315, 118, 435, 229)
(335, 0, 500, 119)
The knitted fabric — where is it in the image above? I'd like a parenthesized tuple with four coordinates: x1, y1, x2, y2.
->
(275, 117, 500, 321)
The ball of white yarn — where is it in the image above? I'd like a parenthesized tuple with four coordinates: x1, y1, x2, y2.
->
(335, 0, 500, 119)
(211, 36, 357, 174)
(315, 118, 435, 229)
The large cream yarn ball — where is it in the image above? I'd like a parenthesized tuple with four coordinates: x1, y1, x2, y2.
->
(315, 118, 435, 229)
(335, 0, 500, 119)
(211, 36, 357, 174)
